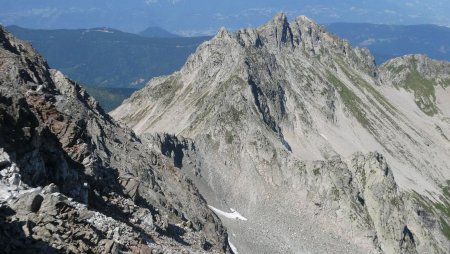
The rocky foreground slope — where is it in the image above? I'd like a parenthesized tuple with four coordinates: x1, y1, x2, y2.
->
(113, 13, 450, 253)
(0, 26, 231, 253)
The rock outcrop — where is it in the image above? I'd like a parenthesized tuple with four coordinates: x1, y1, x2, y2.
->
(0, 26, 230, 253)
(113, 13, 450, 253)
(380, 54, 450, 116)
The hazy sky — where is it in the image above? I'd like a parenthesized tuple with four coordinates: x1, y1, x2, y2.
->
(1, 0, 449, 35)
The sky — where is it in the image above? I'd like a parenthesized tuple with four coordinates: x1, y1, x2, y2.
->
(1, 0, 449, 36)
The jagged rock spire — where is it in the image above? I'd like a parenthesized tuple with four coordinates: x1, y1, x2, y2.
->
(257, 12, 293, 48)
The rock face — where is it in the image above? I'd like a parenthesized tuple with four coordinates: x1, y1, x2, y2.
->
(113, 13, 450, 253)
(0, 26, 230, 253)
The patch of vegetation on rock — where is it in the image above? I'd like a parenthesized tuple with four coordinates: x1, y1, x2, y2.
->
(405, 69, 438, 116)
(327, 71, 370, 128)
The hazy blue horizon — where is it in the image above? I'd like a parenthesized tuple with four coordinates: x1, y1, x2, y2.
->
(1, 0, 449, 36)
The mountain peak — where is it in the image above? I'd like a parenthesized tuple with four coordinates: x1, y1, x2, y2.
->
(256, 12, 292, 47)
(295, 15, 315, 23)
(196, 14, 376, 76)
(215, 26, 231, 39)
(270, 12, 288, 25)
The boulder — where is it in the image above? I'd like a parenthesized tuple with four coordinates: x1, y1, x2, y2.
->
(139, 244, 153, 254)
(42, 183, 59, 195)
(39, 193, 68, 216)
(10, 189, 43, 213)
(119, 175, 140, 201)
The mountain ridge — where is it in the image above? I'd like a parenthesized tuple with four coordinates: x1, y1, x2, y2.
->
(113, 13, 450, 253)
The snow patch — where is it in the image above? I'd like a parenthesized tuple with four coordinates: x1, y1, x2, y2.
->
(208, 205, 248, 221)
(228, 237, 239, 254)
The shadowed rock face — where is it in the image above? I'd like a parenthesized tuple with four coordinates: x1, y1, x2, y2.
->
(113, 13, 450, 253)
(0, 26, 230, 253)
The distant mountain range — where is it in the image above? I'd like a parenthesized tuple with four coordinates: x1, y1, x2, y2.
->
(7, 23, 450, 111)
(326, 23, 450, 64)
(7, 25, 208, 111)
(6, 25, 209, 89)
(2, 1, 450, 35)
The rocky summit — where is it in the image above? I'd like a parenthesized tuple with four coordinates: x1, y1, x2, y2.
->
(113, 13, 450, 253)
(0, 26, 231, 253)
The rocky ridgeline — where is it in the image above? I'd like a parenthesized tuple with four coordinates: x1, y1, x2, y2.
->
(0, 26, 230, 253)
(113, 13, 450, 253)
